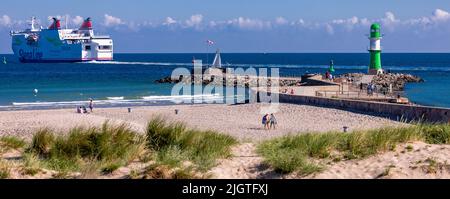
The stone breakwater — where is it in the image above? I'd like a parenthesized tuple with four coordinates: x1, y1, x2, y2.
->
(341, 73, 424, 91)
(155, 74, 302, 88)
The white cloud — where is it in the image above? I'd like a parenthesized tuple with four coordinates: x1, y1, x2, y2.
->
(398, 9, 450, 28)
(360, 18, 371, 26)
(230, 17, 271, 30)
(0, 15, 11, 26)
(163, 17, 177, 25)
(381, 11, 399, 29)
(8, 8, 450, 35)
(330, 16, 363, 31)
(275, 17, 288, 25)
(72, 16, 84, 26)
(431, 9, 450, 21)
(47, 15, 62, 22)
(103, 14, 123, 27)
(291, 19, 305, 26)
(185, 14, 203, 27)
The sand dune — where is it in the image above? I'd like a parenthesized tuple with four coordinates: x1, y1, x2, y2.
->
(0, 103, 402, 141)
(5, 103, 442, 179)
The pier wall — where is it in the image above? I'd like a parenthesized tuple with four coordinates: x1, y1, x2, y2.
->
(256, 90, 450, 123)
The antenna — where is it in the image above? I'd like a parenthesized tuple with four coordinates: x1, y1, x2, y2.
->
(30, 16, 37, 31)
(65, 15, 68, 29)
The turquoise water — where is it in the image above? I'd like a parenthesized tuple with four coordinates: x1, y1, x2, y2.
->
(0, 53, 449, 109)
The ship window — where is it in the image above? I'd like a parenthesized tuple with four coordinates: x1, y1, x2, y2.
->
(99, 45, 112, 50)
(85, 45, 91, 50)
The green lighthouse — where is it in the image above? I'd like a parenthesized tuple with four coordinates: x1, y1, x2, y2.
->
(328, 59, 335, 73)
(368, 23, 383, 75)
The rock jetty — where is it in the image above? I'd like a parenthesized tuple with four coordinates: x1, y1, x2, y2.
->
(341, 72, 424, 91)
(155, 74, 301, 88)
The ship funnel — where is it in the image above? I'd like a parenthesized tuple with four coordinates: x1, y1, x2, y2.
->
(48, 17, 61, 30)
(79, 17, 92, 30)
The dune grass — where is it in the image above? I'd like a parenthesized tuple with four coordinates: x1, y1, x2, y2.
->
(146, 117, 237, 171)
(21, 153, 42, 176)
(0, 117, 236, 179)
(26, 122, 146, 173)
(257, 124, 450, 174)
(0, 136, 26, 151)
(142, 163, 208, 179)
(0, 160, 12, 179)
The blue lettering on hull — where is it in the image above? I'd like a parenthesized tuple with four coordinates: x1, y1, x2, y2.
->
(19, 49, 43, 60)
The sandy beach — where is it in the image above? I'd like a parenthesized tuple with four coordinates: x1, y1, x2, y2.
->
(0, 103, 401, 141)
(4, 103, 449, 179)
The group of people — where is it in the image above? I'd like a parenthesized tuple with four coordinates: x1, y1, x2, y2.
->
(77, 99, 94, 114)
(359, 83, 376, 96)
(324, 71, 334, 81)
(281, 88, 295, 95)
(262, 113, 277, 130)
(366, 83, 376, 96)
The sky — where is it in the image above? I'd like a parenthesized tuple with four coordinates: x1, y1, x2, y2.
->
(1, 0, 450, 53)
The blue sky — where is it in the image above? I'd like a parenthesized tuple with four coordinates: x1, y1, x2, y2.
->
(1, 0, 450, 53)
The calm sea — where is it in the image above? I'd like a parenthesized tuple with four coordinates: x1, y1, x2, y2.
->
(0, 53, 449, 110)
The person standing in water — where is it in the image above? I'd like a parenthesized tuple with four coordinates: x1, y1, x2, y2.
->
(89, 99, 94, 113)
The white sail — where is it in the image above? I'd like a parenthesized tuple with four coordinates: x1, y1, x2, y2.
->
(211, 49, 222, 68)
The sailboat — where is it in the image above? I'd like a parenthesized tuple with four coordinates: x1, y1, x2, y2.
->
(211, 49, 222, 68)
(2, 57, 6, 64)
(203, 49, 226, 76)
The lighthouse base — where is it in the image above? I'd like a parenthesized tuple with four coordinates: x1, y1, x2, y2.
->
(368, 68, 383, 75)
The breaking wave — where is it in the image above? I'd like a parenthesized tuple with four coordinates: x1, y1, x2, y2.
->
(7, 93, 242, 110)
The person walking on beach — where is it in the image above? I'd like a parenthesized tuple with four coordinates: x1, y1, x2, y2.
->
(262, 114, 269, 130)
(269, 113, 277, 129)
(89, 99, 94, 113)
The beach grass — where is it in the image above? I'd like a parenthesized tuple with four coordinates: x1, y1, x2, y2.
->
(26, 122, 146, 173)
(257, 123, 450, 175)
(0, 136, 26, 151)
(0, 118, 236, 178)
(146, 117, 237, 171)
(28, 128, 55, 156)
(421, 124, 450, 144)
(21, 153, 42, 176)
(101, 162, 122, 174)
(142, 163, 206, 179)
(0, 160, 12, 179)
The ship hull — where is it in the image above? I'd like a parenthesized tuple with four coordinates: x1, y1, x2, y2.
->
(11, 29, 113, 63)
(18, 57, 113, 63)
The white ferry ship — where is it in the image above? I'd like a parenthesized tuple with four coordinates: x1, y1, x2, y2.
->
(10, 17, 113, 62)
